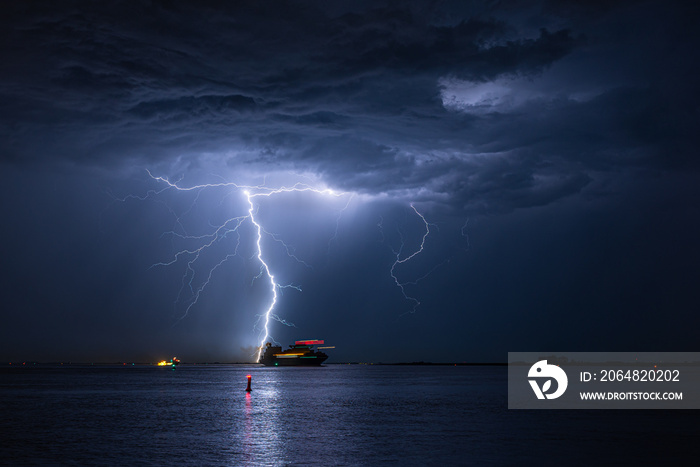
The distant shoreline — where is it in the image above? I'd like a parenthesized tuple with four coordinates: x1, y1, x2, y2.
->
(1, 361, 508, 367)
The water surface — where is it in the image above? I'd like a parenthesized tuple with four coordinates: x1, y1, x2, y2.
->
(1, 365, 695, 465)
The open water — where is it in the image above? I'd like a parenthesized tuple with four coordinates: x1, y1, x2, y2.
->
(1, 364, 697, 465)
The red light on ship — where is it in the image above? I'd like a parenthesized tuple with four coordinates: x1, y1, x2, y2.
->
(295, 339, 324, 345)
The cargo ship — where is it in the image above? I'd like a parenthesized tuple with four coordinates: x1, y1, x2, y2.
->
(259, 340, 330, 366)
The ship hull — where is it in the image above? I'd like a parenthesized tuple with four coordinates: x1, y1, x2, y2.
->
(260, 355, 328, 366)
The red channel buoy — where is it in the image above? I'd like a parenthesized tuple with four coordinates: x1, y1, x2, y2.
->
(245, 374, 252, 392)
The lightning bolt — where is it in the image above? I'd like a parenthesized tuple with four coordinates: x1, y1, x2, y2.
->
(121, 171, 447, 361)
(389, 204, 433, 314)
(244, 190, 278, 361)
(139, 173, 352, 362)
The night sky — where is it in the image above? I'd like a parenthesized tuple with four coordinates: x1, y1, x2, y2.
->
(1, 1, 699, 363)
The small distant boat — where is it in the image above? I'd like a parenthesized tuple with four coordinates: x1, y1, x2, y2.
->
(157, 357, 180, 367)
(259, 340, 329, 366)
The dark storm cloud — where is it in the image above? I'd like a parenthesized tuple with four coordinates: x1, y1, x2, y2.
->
(0, 0, 604, 213)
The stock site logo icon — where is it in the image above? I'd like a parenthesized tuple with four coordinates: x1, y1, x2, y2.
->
(528, 360, 568, 400)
